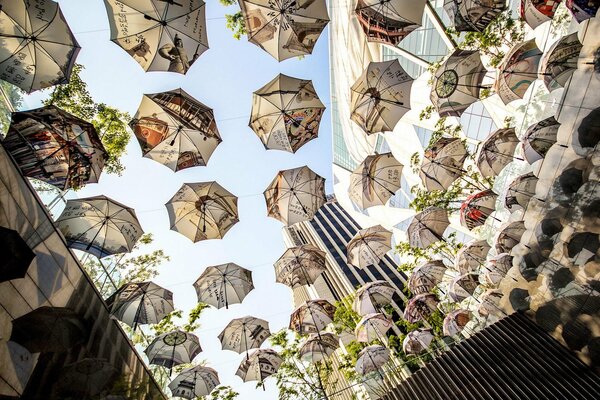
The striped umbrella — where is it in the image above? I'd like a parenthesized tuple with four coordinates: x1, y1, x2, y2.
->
(236, 349, 282, 384)
(347, 225, 392, 269)
(407, 207, 450, 249)
(355, 0, 426, 46)
(455, 239, 490, 274)
(420, 137, 468, 191)
(353, 281, 396, 315)
(193, 263, 254, 309)
(448, 273, 479, 302)
(404, 293, 438, 323)
(408, 260, 447, 295)
(522, 117, 559, 164)
(355, 345, 389, 376)
(495, 39, 543, 104)
(355, 313, 393, 343)
(274, 244, 326, 289)
(168, 366, 220, 399)
(289, 299, 336, 335)
(476, 128, 520, 177)
(299, 332, 339, 363)
(349, 153, 404, 209)
(145, 330, 201, 370)
(218, 317, 270, 358)
(443, 309, 471, 336)
(460, 189, 498, 230)
(403, 328, 434, 354)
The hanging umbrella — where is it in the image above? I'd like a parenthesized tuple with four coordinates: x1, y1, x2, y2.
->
(521, 0, 561, 29)
(539, 32, 582, 91)
(130, 89, 221, 171)
(353, 281, 396, 315)
(483, 253, 512, 286)
(455, 239, 490, 274)
(289, 299, 336, 335)
(168, 366, 220, 399)
(407, 207, 450, 249)
(193, 263, 254, 309)
(404, 293, 438, 323)
(103, 0, 208, 73)
(250, 74, 325, 153)
(55, 195, 144, 259)
(145, 330, 202, 369)
(166, 181, 239, 242)
(0, 0, 80, 93)
(476, 128, 520, 177)
(236, 349, 282, 384)
(105, 281, 174, 330)
(522, 116, 559, 164)
(57, 358, 118, 398)
(403, 328, 434, 354)
(443, 0, 506, 32)
(347, 225, 392, 268)
(350, 60, 413, 134)
(348, 153, 403, 209)
(274, 244, 326, 288)
(448, 272, 479, 302)
(577, 13, 600, 73)
(443, 309, 471, 336)
(264, 166, 326, 226)
(355, 0, 426, 46)
(0, 226, 35, 283)
(460, 189, 498, 230)
(355, 313, 393, 343)
(420, 137, 468, 191)
(495, 220, 526, 254)
(505, 172, 538, 211)
(477, 289, 503, 317)
(3, 106, 107, 191)
(298, 332, 339, 363)
(218, 316, 271, 356)
(431, 50, 487, 117)
(355, 345, 390, 376)
(566, 0, 600, 22)
(495, 39, 543, 104)
(408, 260, 447, 295)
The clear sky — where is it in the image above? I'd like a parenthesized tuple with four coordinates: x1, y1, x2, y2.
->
(25, 1, 333, 398)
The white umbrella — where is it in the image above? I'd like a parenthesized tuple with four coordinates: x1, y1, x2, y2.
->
(353, 281, 396, 315)
(420, 137, 468, 191)
(408, 260, 447, 295)
(355, 313, 393, 343)
(145, 330, 201, 370)
(236, 349, 282, 384)
(347, 225, 392, 269)
(355, 345, 389, 376)
(193, 263, 254, 309)
(402, 328, 434, 354)
(168, 365, 220, 399)
(274, 244, 326, 289)
(349, 153, 404, 209)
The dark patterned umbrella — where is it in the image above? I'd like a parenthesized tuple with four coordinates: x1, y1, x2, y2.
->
(539, 32, 582, 91)
(168, 366, 220, 399)
(476, 128, 519, 177)
(448, 273, 479, 302)
(57, 358, 118, 398)
(289, 299, 336, 335)
(355, 0, 426, 46)
(193, 263, 254, 309)
(274, 244, 326, 288)
(455, 239, 490, 274)
(404, 293, 438, 323)
(348, 153, 403, 209)
(505, 172, 538, 211)
(0, 227, 35, 283)
(408, 260, 447, 295)
(443, 0, 506, 32)
(420, 137, 468, 191)
(522, 116, 559, 164)
(236, 349, 282, 384)
(218, 316, 271, 357)
(495, 39, 543, 104)
(460, 189, 497, 230)
(145, 330, 201, 369)
(566, 0, 600, 22)
(407, 207, 450, 249)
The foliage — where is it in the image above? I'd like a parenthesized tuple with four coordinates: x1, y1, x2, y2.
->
(0, 80, 23, 136)
(219, 0, 247, 40)
(203, 385, 239, 400)
(150, 303, 211, 336)
(332, 294, 361, 335)
(396, 231, 463, 273)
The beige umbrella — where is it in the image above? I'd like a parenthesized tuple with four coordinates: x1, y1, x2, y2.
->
(407, 207, 450, 249)
(145, 330, 202, 369)
(539, 32, 582, 91)
(505, 172, 538, 211)
(448, 272, 479, 302)
(420, 137, 468, 191)
(476, 128, 520, 177)
(349, 152, 403, 209)
(402, 328, 434, 354)
(459, 189, 498, 230)
(193, 263, 254, 309)
(355, 345, 389, 376)
(299, 332, 339, 363)
(477, 289, 503, 317)
(455, 239, 490, 274)
(236, 349, 282, 384)
(577, 13, 600, 72)
(495, 39, 543, 104)
(521, 0, 560, 29)
(353, 281, 396, 315)
(443, 0, 506, 32)
(404, 293, 438, 323)
(483, 253, 512, 287)
(522, 116, 559, 164)
(495, 220, 526, 254)
(443, 309, 471, 336)
(355, 0, 426, 46)
(408, 260, 447, 295)
(289, 299, 336, 335)
(355, 313, 393, 343)
(274, 244, 326, 288)
(169, 365, 220, 399)
(347, 225, 392, 269)
(218, 316, 271, 357)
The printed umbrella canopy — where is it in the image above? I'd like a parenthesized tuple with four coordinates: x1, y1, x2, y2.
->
(130, 89, 221, 171)
(299, 332, 339, 363)
(239, 0, 329, 61)
(347, 225, 393, 268)
(103, 0, 208, 73)
(476, 128, 519, 177)
(0, 0, 80, 93)
(522, 116, 559, 164)
(250, 74, 325, 153)
(236, 349, 282, 383)
(166, 181, 239, 242)
(57, 358, 117, 398)
(55, 195, 144, 259)
(495, 220, 526, 254)
(168, 366, 220, 399)
(355, 0, 426, 46)
(420, 137, 468, 191)
(403, 328, 434, 354)
(407, 207, 450, 249)
(443, 309, 471, 336)
(539, 32, 582, 91)
(431, 50, 487, 117)
(505, 172, 538, 211)
(193, 263, 254, 309)
(408, 260, 447, 295)
(145, 330, 202, 369)
(566, 0, 600, 22)
(404, 293, 439, 323)
(350, 60, 413, 134)
(218, 316, 271, 357)
(0, 227, 35, 283)
(455, 239, 490, 274)
(495, 39, 543, 104)
(3, 106, 107, 191)
(355, 313, 393, 343)
(349, 153, 403, 209)
(483, 253, 512, 286)
(105, 281, 174, 330)
(274, 244, 326, 288)
(289, 299, 336, 335)
(355, 345, 390, 376)
(459, 189, 498, 230)
(443, 0, 506, 32)
(264, 166, 326, 226)
(477, 289, 503, 317)
(448, 272, 479, 302)
(353, 281, 396, 315)
(521, 0, 562, 29)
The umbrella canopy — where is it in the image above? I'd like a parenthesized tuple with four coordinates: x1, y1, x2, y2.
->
(539, 32, 582, 91)
(431, 50, 487, 117)
(103, 0, 208, 73)
(145, 330, 201, 368)
(495, 39, 543, 104)
(299, 332, 339, 363)
(264, 166, 326, 226)
(130, 89, 221, 171)
(443, 0, 506, 32)
(56, 195, 144, 258)
(250, 74, 325, 153)
(355, 313, 393, 343)
(355, 345, 390, 376)
(407, 207, 450, 249)
(349, 152, 403, 209)
(218, 316, 271, 355)
(193, 263, 254, 309)
(483, 253, 512, 286)
(566, 0, 600, 22)
(0, 226, 35, 283)
(408, 260, 447, 295)
(460, 189, 497, 230)
(274, 244, 326, 288)
(403, 328, 434, 354)
(448, 272, 479, 302)
(577, 13, 600, 73)
(404, 293, 438, 323)
(443, 309, 471, 336)
(476, 128, 519, 177)
(239, 0, 329, 61)
(166, 181, 239, 242)
(521, 0, 561, 29)
(3, 106, 107, 191)
(347, 225, 392, 268)
(477, 289, 503, 317)
(168, 366, 220, 399)
(236, 349, 282, 383)
(0, 0, 80, 93)
(455, 239, 490, 274)
(420, 137, 468, 191)
(58, 358, 118, 398)
(353, 281, 396, 315)
(355, 0, 426, 46)
(350, 60, 413, 134)
(505, 172, 538, 211)
(496, 220, 526, 254)
(289, 299, 336, 335)
(522, 116, 559, 164)
(105, 281, 174, 329)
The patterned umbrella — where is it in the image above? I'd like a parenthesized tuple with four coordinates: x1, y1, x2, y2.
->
(218, 317, 271, 357)
(105, 281, 174, 330)
(353, 281, 396, 315)
(578, 12, 600, 73)
(57, 358, 117, 398)
(274, 244, 326, 288)
(522, 116, 559, 164)
(495, 220, 526, 254)
(460, 189, 498, 230)
(355, 0, 426, 45)
(448, 272, 479, 302)
(350, 60, 413, 134)
(168, 365, 220, 399)
(355, 345, 389, 376)
(349, 153, 403, 209)
(299, 332, 339, 363)
(130, 89, 221, 171)
(103, 0, 207, 73)
(505, 172, 538, 211)
(264, 166, 326, 226)
(420, 137, 468, 191)
(495, 39, 543, 104)
(483, 253, 512, 286)
(404, 293, 438, 323)
(408, 260, 447, 295)
(431, 50, 487, 117)
(455, 239, 490, 274)
(443, 0, 506, 32)
(166, 181, 239, 242)
(355, 313, 393, 343)
(289, 299, 336, 335)
(407, 207, 450, 249)
(521, 0, 561, 29)
(145, 330, 202, 369)
(236, 349, 282, 383)
(402, 328, 434, 354)
(476, 128, 519, 177)
(566, 0, 600, 22)
(347, 225, 392, 268)
(239, 0, 329, 61)
(0, 0, 80, 93)
(477, 289, 503, 317)
(0, 227, 35, 283)
(193, 263, 254, 309)
(250, 74, 325, 153)
(443, 309, 471, 336)
(539, 32, 582, 91)
(56, 195, 144, 259)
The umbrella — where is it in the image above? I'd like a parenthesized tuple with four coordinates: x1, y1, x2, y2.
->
(404, 293, 438, 323)
(476, 128, 519, 177)
(239, 0, 329, 61)
(130, 89, 221, 171)
(522, 116, 559, 164)
(274, 244, 326, 288)
(577, 13, 600, 73)
(455, 239, 490, 274)
(402, 328, 434, 354)
(443, 309, 471, 336)
(353, 281, 396, 315)
(566, 0, 600, 22)
(521, 0, 561, 29)
(348, 153, 403, 209)
(495, 220, 526, 254)
(264, 166, 326, 226)
(505, 172, 538, 211)
(57, 358, 118, 398)
(443, 0, 506, 32)
(55, 195, 144, 259)
(419, 137, 468, 191)
(236, 349, 282, 384)
(0, 0, 80, 93)
(564, 231, 599, 267)
(431, 50, 487, 117)
(407, 207, 450, 249)
(250, 74, 325, 153)
(350, 60, 413, 134)
(539, 32, 582, 91)
(168, 366, 220, 399)
(166, 181, 239, 242)
(298, 332, 339, 363)
(103, 0, 208, 73)
(347, 225, 392, 268)
(145, 330, 201, 369)
(495, 39, 543, 104)
(355, 345, 389, 376)
(0, 226, 35, 283)
(483, 253, 512, 286)
(193, 263, 254, 309)
(448, 272, 479, 302)
(218, 316, 271, 356)
(105, 281, 174, 330)
(477, 289, 503, 317)
(459, 189, 498, 230)
(408, 260, 447, 295)
(289, 299, 336, 335)
(355, 313, 393, 343)
(3, 106, 107, 191)
(355, 0, 426, 46)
